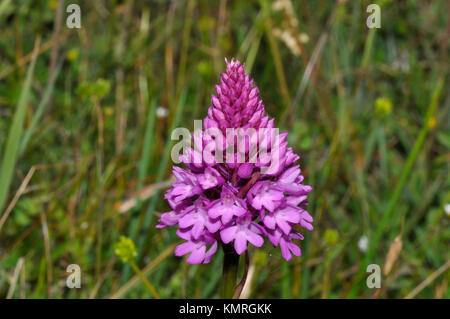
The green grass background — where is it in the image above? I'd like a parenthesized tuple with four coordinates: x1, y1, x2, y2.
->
(0, 0, 448, 298)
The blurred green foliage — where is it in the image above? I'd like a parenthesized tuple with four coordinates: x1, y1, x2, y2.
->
(0, 0, 448, 299)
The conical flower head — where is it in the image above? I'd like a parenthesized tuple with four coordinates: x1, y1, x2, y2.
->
(157, 58, 313, 264)
(207, 59, 267, 132)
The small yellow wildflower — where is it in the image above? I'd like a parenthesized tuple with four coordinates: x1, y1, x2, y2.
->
(427, 117, 436, 129)
(323, 229, 339, 247)
(114, 236, 137, 263)
(375, 97, 392, 116)
(66, 49, 79, 62)
(48, 0, 58, 10)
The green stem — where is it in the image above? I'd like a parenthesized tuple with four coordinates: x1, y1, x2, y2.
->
(221, 244, 240, 298)
(259, 0, 291, 109)
(129, 261, 160, 299)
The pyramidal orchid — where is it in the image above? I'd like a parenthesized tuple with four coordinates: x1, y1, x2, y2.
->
(156, 58, 312, 297)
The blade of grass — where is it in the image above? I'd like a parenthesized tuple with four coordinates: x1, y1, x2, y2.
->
(6, 257, 24, 299)
(259, 0, 291, 109)
(348, 76, 444, 297)
(0, 166, 36, 233)
(360, 1, 384, 69)
(300, 149, 319, 299)
(129, 260, 160, 299)
(405, 260, 450, 299)
(281, 1, 339, 127)
(111, 242, 178, 299)
(0, 36, 40, 214)
(281, 262, 290, 298)
(244, 32, 262, 75)
(19, 60, 62, 154)
(175, 0, 195, 100)
(138, 99, 157, 187)
(0, 0, 12, 23)
(361, 27, 376, 70)
(136, 90, 187, 253)
(121, 91, 156, 283)
(121, 91, 187, 283)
